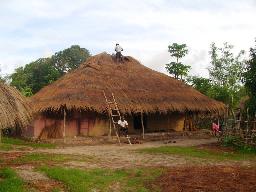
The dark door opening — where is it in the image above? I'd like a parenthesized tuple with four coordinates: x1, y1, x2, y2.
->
(133, 114, 147, 130)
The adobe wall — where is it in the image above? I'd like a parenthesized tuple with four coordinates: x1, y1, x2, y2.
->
(128, 113, 185, 134)
(87, 117, 109, 136)
(147, 114, 185, 132)
(25, 112, 185, 138)
(27, 114, 110, 138)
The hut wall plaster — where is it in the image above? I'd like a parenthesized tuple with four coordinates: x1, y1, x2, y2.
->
(28, 113, 186, 138)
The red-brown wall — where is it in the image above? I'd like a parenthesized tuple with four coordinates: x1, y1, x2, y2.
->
(24, 112, 185, 139)
(25, 113, 107, 139)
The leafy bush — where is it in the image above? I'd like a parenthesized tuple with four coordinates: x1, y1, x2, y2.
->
(222, 136, 256, 154)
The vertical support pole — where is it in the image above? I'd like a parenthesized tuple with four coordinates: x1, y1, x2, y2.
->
(0, 129, 2, 143)
(254, 113, 256, 130)
(141, 111, 145, 139)
(239, 109, 243, 137)
(246, 108, 249, 144)
(226, 106, 230, 136)
(63, 109, 66, 143)
(108, 119, 112, 139)
(231, 108, 236, 135)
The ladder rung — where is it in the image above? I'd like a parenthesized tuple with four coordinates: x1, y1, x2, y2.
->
(112, 115, 120, 117)
(112, 109, 119, 111)
(108, 101, 116, 104)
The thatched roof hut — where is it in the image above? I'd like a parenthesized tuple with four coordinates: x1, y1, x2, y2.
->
(32, 53, 225, 114)
(0, 83, 32, 130)
(29, 53, 225, 138)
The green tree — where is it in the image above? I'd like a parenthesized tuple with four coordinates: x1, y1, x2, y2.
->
(52, 45, 90, 75)
(187, 76, 212, 95)
(9, 67, 28, 91)
(209, 42, 245, 88)
(188, 76, 235, 104)
(208, 42, 246, 108)
(166, 43, 191, 80)
(10, 45, 90, 96)
(10, 58, 61, 94)
(244, 41, 256, 115)
(25, 58, 61, 93)
(207, 85, 232, 105)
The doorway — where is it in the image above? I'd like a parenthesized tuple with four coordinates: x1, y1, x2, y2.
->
(133, 114, 147, 130)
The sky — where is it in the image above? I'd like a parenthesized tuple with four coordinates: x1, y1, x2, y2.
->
(0, 0, 256, 77)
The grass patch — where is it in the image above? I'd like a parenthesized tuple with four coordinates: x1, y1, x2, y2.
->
(0, 167, 26, 192)
(0, 143, 14, 151)
(139, 146, 256, 161)
(13, 153, 95, 164)
(39, 166, 163, 192)
(13, 153, 69, 164)
(222, 136, 256, 154)
(2, 137, 56, 149)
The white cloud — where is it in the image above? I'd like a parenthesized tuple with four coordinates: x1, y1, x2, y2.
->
(0, 0, 256, 77)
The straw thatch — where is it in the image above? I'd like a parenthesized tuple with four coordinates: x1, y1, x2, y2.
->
(32, 52, 225, 114)
(0, 83, 32, 130)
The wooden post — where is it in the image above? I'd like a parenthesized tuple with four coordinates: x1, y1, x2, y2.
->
(141, 112, 145, 139)
(63, 109, 66, 143)
(231, 108, 236, 135)
(246, 108, 249, 134)
(254, 113, 256, 130)
(0, 129, 2, 143)
(108, 119, 112, 139)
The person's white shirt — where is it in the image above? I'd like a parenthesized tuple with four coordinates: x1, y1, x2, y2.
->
(115, 45, 123, 53)
(118, 119, 128, 128)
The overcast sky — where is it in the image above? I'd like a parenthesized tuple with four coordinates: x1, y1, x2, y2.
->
(0, 0, 255, 77)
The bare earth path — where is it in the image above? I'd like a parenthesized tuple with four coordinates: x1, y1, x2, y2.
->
(12, 164, 65, 192)
(2, 138, 256, 192)
(35, 138, 227, 169)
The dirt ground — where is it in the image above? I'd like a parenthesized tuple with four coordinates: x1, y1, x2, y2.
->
(1, 138, 256, 192)
(37, 138, 221, 169)
(16, 165, 65, 192)
(153, 165, 256, 192)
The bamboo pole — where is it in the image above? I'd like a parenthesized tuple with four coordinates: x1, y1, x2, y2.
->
(141, 112, 145, 139)
(63, 109, 66, 143)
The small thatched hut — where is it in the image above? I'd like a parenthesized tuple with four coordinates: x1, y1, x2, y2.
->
(0, 83, 32, 140)
(28, 53, 225, 139)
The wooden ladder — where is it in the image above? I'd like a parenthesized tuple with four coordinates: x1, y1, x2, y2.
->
(103, 91, 122, 145)
(103, 91, 132, 145)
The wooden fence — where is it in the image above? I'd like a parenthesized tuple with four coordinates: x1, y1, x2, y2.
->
(221, 119, 256, 146)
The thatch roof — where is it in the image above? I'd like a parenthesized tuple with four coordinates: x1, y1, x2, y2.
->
(0, 83, 32, 129)
(32, 53, 225, 114)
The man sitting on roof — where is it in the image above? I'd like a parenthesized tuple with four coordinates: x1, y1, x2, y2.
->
(115, 43, 123, 62)
(118, 116, 128, 135)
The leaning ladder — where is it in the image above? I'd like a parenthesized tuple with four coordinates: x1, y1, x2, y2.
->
(103, 91, 122, 145)
(103, 91, 132, 145)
